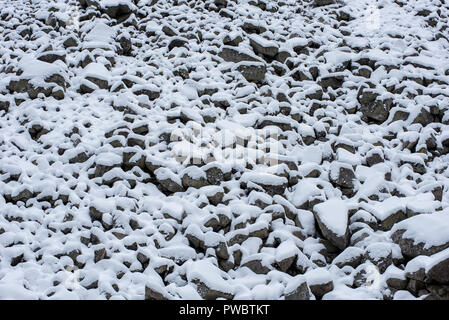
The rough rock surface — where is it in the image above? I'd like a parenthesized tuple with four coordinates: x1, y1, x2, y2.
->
(0, 0, 448, 301)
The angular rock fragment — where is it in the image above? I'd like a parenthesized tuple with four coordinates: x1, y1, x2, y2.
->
(248, 34, 279, 58)
(313, 199, 349, 250)
(392, 212, 449, 258)
(284, 276, 310, 300)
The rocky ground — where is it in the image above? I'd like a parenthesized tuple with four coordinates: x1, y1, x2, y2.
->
(0, 0, 449, 300)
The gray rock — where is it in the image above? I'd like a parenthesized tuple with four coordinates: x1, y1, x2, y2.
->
(386, 276, 408, 291)
(204, 164, 225, 185)
(145, 285, 168, 300)
(154, 168, 184, 193)
(365, 149, 384, 166)
(194, 279, 234, 300)
(309, 280, 334, 298)
(364, 243, 393, 273)
(223, 34, 243, 47)
(329, 162, 356, 190)
(357, 87, 393, 123)
(249, 35, 278, 58)
(332, 247, 365, 268)
(313, 209, 349, 251)
(412, 107, 434, 126)
(36, 51, 66, 63)
(218, 46, 260, 63)
(427, 252, 449, 284)
(63, 36, 79, 48)
(242, 258, 272, 275)
(319, 74, 344, 90)
(117, 33, 132, 56)
(0, 99, 10, 114)
(133, 87, 160, 100)
(85, 76, 109, 90)
(391, 109, 410, 122)
(182, 168, 208, 189)
(314, 0, 336, 6)
(94, 248, 107, 263)
(236, 62, 266, 82)
(285, 277, 310, 300)
(89, 206, 103, 222)
(241, 21, 267, 34)
(168, 38, 188, 51)
(101, 0, 135, 19)
(392, 228, 449, 259)
(379, 210, 407, 231)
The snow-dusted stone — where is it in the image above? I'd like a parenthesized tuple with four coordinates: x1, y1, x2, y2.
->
(257, 115, 293, 131)
(241, 20, 267, 34)
(305, 268, 334, 298)
(36, 51, 66, 63)
(364, 242, 394, 273)
(223, 33, 243, 47)
(7, 56, 67, 99)
(168, 37, 188, 51)
(319, 73, 344, 90)
(202, 186, 225, 206)
(391, 212, 449, 258)
(364, 197, 408, 231)
(350, 210, 378, 231)
(284, 275, 310, 300)
(116, 32, 132, 56)
(332, 247, 365, 269)
(385, 265, 408, 291)
(352, 262, 381, 288)
(186, 260, 235, 300)
(89, 198, 115, 223)
(145, 282, 170, 300)
(218, 46, 261, 63)
(365, 148, 384, 167)
(181, 166, 208, 189)
(426, 248, 449, 284)
(154, 167, 184, 193)
(329, 161, 356, 192)
(63, 35, 79, 48)
(357, 85, 393, 123)
(274, 239, 299, 272)
(99, 0, 136, 20)
(249, 34, 279, 58)
(314, 0, 335, 7)
(94, 152, 122, 177)
(0, 98, 10, 114)
(82, 63, 111, 91)
(241, 253, 274, 275)
(204, 162, 227, 185)
(240, 172, 288, 196)
(313, 198, 349, 250)
(132, 84, 161, 100)
(236, 62, 266, 82)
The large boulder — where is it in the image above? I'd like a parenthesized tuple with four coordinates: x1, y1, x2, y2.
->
(99, 0, 137, 20)
(248, 34, 279, 58)
(186, 260, 235, 300)
(240, 172, 288, 196)
(357, 86, 393, 123)
(284, 276, 310, 300)
(391, 212, 449, 258)
(314, 0, 336, 6)
(427, 248, 449, 284)
(313, 198, 349, 250)
(329, 161, 356, 196)
(218, 46, 261, 63)
(154, 168, 184, 193)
